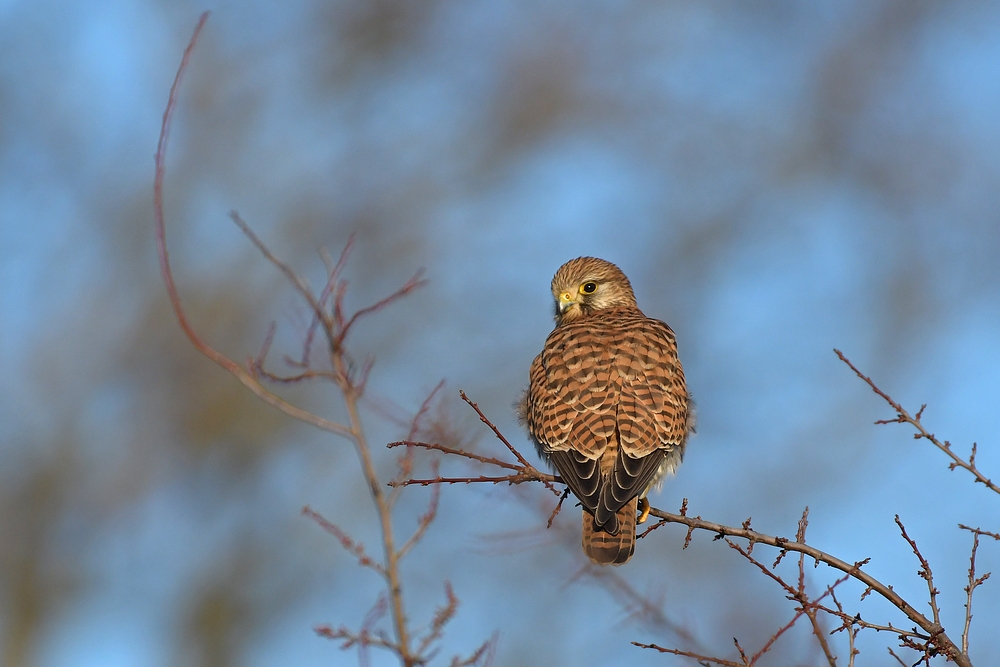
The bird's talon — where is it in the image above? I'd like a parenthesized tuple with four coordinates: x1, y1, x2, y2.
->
(637, 497, 650, 524)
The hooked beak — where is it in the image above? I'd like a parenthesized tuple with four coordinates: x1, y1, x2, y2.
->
(558, 291, 577, 314)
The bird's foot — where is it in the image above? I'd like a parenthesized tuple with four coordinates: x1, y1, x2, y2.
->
(637, 497, 650, 524)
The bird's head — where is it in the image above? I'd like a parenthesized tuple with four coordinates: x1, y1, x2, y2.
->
(550, 257, 638, 324)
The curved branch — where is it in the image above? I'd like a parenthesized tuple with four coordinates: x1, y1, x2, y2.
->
(643, 507, 967, 666)
(152, 13, 352, 440)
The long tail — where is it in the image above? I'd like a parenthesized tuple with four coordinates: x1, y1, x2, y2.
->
(582, 497, 637, 565)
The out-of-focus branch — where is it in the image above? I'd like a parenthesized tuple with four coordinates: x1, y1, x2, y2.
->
(835, 349, 999, 496)
(397, 463, 442, 560)
(155, 16, 484, 667)
(632, 641, 748, 667)
(303, 506, 385, 575)
(153, 13, 352, 441)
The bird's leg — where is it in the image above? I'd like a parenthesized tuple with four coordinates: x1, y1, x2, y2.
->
(637, 497, 650, 524)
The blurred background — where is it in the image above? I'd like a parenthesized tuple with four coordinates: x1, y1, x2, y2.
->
(2, 1, 999, 665)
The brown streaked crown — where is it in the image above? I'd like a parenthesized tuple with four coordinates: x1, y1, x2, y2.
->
(550, 257, 638, 324)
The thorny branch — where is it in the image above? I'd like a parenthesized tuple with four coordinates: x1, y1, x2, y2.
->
(154, 15, 486, 667)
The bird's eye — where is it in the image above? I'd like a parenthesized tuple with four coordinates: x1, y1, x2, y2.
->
(581, 282, 598, 294)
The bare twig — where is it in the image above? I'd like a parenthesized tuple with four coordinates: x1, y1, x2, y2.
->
(632, 641, 748, 667)
(794, 509, 838, 667)
(459, 391, 561, 497)
(642, 505, 966, 665)
(887, 647, 908, 666)
(154, 17, 470, 666)
(316, 624, 398, 653)
(303, 506, 385, 575)
(387, 440, 528, 473)
(153, 15, 353, 440)
(894, 516, 942, 631)
(546, 488, 571, 528)
(397, 463, 442, 559)
(835, 349, 999, 496)
(959, 525, 1000, 541)
(962, 528, 991, 656)
(389, 380, 447, 507)
(830, 589, 859, 667)
(338, 271, 428, 348)
(395, 473, 557, 487)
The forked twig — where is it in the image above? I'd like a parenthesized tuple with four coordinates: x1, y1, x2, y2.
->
(836, 349, 999, 496)
(961, 528, 992, 656)
(153, 14, 352, 440)
(154, 16, 483, 667)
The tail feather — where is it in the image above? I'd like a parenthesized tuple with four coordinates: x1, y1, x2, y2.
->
(582, 497, 637, 565)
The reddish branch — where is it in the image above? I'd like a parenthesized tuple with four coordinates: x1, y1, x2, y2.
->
(154, 15, 483, 667)
(154, 15, 352, 439)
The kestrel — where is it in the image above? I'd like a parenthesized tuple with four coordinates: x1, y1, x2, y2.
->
(523, 257, 691, 565)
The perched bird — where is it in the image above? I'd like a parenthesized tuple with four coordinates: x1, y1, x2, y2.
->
(522, 257, 692, 565)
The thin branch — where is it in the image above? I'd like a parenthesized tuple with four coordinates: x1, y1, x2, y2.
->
(632, 642, 747, 667)
(894, 515, 942, 630)
(415, 582, 459, 658)
(229, 211, 325, 324)
(830, 589, 859, 667)
(152, 14, 353, 440)
(303, 506, 385, 575)
(316, 624, 398, 654)
(819, 601, 935, 642)
(387, 440, 545, 474)
(393, 473, 556, 487)
(793, 508, 838, 667)
(959, 524, 1000, 541)
(835, 349, 999, 496)
(962, 529, 991, 656)
(459, 391, 561, 497)
(338, 270, 428, 347)
(887, 647, 909, 666)
(459, 391, 530, 467)
(546, 488, 571, 528)
(641, 505, 966, 665)
(449, 634, 496, 667)
(398, 464, 442, 559)
(329, 345, 414, 664)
